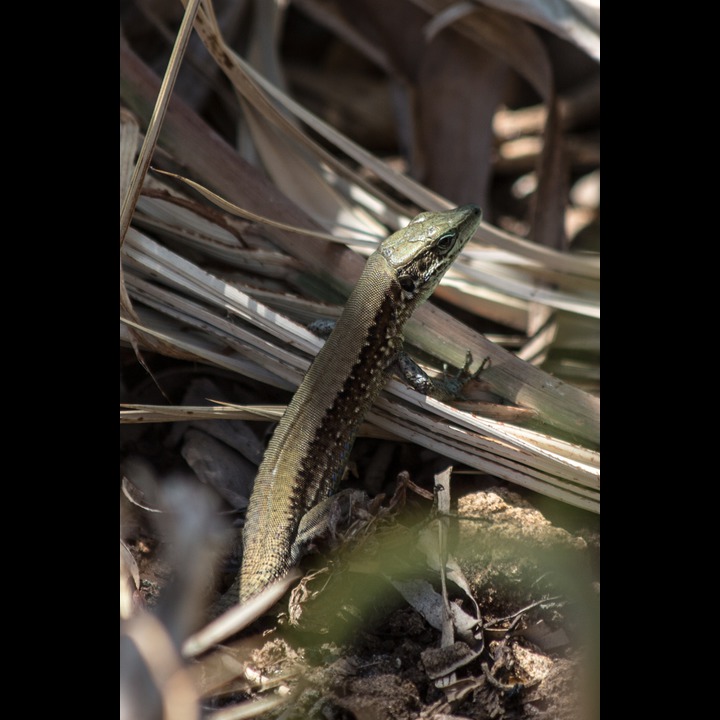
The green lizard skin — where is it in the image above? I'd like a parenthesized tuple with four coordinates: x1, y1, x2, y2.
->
(238, 204, 482, 602)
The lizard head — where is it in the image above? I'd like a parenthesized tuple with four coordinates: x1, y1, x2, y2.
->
(379, 204, 482, 307)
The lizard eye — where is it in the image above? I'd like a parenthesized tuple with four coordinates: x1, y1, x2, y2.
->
(436, 232, 456, 253)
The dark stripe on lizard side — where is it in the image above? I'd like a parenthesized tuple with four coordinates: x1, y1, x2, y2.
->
(286, 279, 404, 541)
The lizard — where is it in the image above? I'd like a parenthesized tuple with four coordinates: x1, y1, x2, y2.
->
(235, 204, 482, 604)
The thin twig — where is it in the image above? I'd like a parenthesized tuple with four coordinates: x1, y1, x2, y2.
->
(120, 0, 202, 245)
(483, 595, 564, 629)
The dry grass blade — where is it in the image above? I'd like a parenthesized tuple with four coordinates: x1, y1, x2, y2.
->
(478, 0, 600, 59)
(120, 403, 284, 425)
(120, 0, 202, 245)
(151, 167, 373, 246)
(370, 398, 598, 513)
(182, 569, 303, 659)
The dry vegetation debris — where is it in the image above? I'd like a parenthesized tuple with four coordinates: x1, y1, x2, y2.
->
(120, 2, 600, 718)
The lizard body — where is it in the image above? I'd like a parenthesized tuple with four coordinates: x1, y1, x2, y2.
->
(238, 204, 482, 602)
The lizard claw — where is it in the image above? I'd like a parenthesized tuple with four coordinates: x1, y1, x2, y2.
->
(439, 352, 490, 400)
